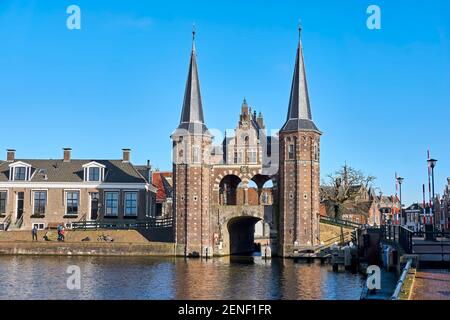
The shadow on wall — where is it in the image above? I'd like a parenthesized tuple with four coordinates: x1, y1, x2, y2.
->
(137, 227, 174, 243)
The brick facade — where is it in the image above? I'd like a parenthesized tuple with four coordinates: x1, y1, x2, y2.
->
(172, 32, 321, 257)
(278, 131, 321, 255)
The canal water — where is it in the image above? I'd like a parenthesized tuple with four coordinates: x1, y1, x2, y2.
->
(0, 256, 365, 300)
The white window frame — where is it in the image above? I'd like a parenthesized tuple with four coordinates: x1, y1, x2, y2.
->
(65, 190, 81, 216)
(8, 162, 33, 181)
(32, 223, 46, 230)
(82, 162, 106, 182)
(32, 190, 48, 216)
(104, 191, 119, 217)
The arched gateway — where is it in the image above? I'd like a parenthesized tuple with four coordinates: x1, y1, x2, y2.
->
(171, 28, 321, 257)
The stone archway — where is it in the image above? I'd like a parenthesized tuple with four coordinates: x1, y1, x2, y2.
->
(218, 174, 242, 205)
(227, 216, 262, 255)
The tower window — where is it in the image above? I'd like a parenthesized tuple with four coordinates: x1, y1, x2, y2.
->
(192, 146, 201, 164)
(313, 143, 319, 161)
(288, 144, 295, 160)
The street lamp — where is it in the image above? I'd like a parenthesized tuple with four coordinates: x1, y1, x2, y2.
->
(427, 158, 437, 231)
(396, 176, 404, 225)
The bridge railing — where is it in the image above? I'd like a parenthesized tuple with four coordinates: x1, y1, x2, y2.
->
(380, 225, 414, 254)
(320, 216, 363, 229)
(70, 218, 173, 231)
(410, 230, 450, 264)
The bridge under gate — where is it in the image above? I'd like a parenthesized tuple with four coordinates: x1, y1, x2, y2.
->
(212, 204, 275, 256)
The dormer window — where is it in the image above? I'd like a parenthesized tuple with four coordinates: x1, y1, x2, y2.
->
(82, 162, 106, 182)
(15, 167, 27, 180)
(8, 162, 33, 181)
(88, 167, 100, 181)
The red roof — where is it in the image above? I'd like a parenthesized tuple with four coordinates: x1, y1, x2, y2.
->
(152, 172, 172, 201)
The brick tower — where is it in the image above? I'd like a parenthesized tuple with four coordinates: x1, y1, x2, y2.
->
(278, 28, 322, 256)
(171, 31, 213, 257)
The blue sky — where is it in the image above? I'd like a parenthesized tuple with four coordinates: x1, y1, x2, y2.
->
(0, 0, 449, 205)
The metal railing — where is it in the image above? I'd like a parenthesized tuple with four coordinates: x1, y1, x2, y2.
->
(15, 215, 24, 229)
(0, 214, 12, 231)
(320, 216, 363, 229)
(71, 217, 173, 231)
(411, 231, 450, 263)
(380, 225, 414, 254)
(391, 258, 413, 300)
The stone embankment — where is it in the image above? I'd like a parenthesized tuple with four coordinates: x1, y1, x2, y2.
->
(0, 230, 175, 257)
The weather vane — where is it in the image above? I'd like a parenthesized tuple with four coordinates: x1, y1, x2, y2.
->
(298, 19, 302, 39)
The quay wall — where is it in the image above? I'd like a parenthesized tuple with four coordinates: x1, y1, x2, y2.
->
(0, 241, 176, 257)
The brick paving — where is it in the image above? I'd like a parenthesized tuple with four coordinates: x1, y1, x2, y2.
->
(411, 269, 450, 300)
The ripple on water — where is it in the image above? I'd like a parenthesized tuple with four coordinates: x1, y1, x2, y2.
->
(0, 256, 364, 300)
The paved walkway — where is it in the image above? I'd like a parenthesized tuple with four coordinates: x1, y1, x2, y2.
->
(0, 229, 151, 243)
(411, 269, 450, 300)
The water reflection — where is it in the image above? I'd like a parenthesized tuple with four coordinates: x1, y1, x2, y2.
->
(0, 256, 364, 300)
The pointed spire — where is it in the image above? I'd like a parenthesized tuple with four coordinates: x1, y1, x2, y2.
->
(175, 26, 209, 135)
(281, 25, 320, 133)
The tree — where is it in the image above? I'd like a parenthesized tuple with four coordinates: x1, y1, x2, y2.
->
(320, 164, 376, 220)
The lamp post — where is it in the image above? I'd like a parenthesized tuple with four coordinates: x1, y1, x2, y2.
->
(396, 176, 404, 225)
(427, 158, 437, 231)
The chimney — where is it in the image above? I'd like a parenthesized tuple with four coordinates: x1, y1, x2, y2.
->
(63, 148, 72, 162)
(122, 149, 131, 163)
(147, 160, 152, 184)
(6, 149, 15, 162)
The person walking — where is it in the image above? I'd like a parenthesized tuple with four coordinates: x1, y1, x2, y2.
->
(32, 225, 38, 242)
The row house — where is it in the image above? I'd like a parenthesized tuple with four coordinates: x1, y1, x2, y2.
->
(319, 184, 401, 227)
(378, 195, 401, 225)
(151, 171, 173, 218)
(0, 148, 157, 231)
(403, 203, 427, 232)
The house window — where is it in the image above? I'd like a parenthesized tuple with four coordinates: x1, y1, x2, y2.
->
(33, 191, 47, 216)
(155, 203, 163, 217)
(124, 192, 138, 216)
(88, 167, 100, 181)
(32, 223, 45, 230)
(15, 167, 27, 181)
(66, 191, 79, 216)
(0, 191, 6, 214)
(192, 146, 201, 164)
(288, 144, 295, 160)
(105, 192, 119, 216)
